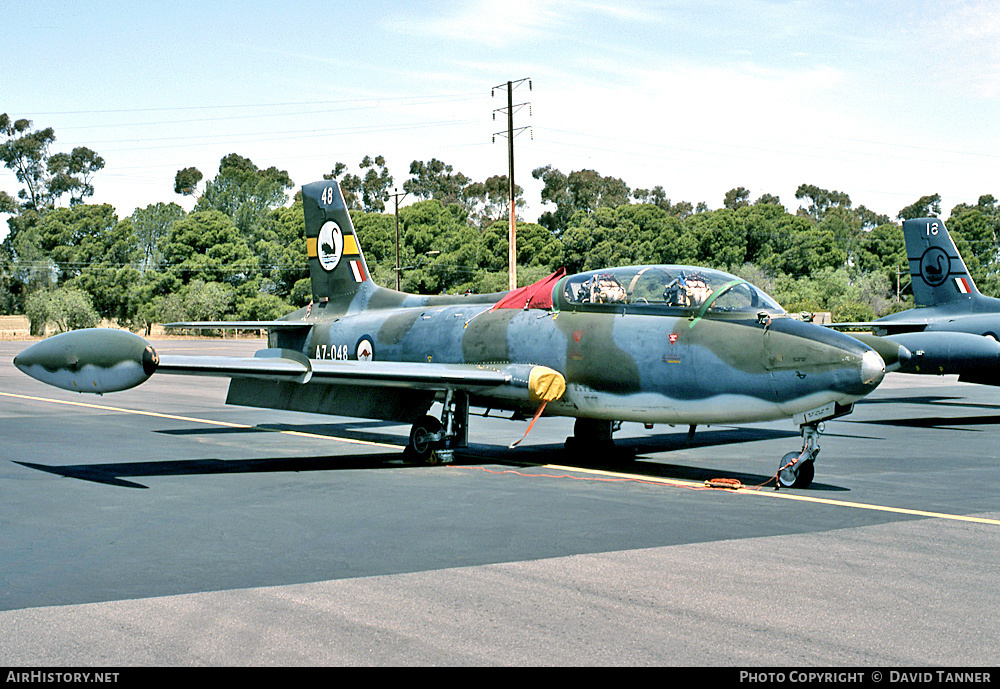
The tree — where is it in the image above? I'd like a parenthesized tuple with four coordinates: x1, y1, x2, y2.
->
(404, 159, 471, 204)
(897, 194, 942, 220)
(723, 187, 751, 210)
(947, 197, 1000, 291)
(1, 114, 56, 211)
(184, 154, 293, 236)
(687, 209, 748, 267)
(174, 167, 203, 196)
(795, 184, 852, 222)
(160, 210, 255, 286)
(33, 204, 136, 283)
(249, 200, 308, 298)
(532, 165, 631, 235)
(183, 279, 235, 321)
(326, 156, 393, 213)
(1, 113, 104, 211)
(46, 147, 105, 206)
(463, 174, 523, 229)
(130, 202, 185, 272)
(24, 285, 99, 335)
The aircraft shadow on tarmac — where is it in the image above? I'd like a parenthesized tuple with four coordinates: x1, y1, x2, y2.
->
(12, 453, 409, 489)
(497, 426, 849, 492)
(855, 395, 1000, 429)
(13, 423, 856, 491)
(157, 419, 408, 447)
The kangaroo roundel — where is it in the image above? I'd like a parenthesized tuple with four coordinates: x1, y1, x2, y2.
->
(318, 221, 344, 272)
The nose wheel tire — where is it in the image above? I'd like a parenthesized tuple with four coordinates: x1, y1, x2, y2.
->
(777, 452, 815, 488)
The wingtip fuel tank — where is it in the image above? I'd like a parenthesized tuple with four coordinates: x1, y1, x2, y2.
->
(13, 328, 158, 394)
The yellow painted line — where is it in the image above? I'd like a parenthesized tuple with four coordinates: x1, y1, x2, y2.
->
(0, 390, 400, 450)
(542, 464, 1000, 527)
(545, 464, 706, 489)
(741, 489, 1000, 526)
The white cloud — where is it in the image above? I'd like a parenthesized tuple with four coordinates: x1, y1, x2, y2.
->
(385, 0, 566, 48)
(913, 0, 1000, 98)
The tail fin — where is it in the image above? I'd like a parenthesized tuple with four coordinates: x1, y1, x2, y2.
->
(302, 180, 372, 305)
(903, 217, 979, 307)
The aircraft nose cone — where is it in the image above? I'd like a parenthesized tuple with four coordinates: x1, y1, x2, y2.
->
(861, 348, 886, 389)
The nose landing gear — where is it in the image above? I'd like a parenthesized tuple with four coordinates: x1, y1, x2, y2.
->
(777, 402, 854, 489)
(777, 421, 820, 488)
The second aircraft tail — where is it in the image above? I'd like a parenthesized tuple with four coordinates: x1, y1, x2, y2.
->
(903, 217, 980, 307)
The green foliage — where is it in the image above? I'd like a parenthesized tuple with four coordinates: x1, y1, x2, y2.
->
(174, 167, 203, 196)
(898, 194, 942, 221)
(235, 292, 292, 321)
(326, 155, 393, 213)
(183, 279, 235, 321)
(25, 286, 99, 335)
(34, 204, 136, 282)
(404, 159, 471, 204)
(9, 131, 1000, 329)
(532, 165, 630, 235)
(160, 210, 255, 286)
(1, 114, 104, 211)
(130, 202, 185, 271)
(462, 174, 523, 228)
(190, 154, 293, 236)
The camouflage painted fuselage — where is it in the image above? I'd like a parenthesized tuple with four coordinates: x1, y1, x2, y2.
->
(255, 278, 881, 426)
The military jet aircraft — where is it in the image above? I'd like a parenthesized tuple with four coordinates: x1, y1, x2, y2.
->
(832, 217, 1000, 386)
(13, 180, 889, 488)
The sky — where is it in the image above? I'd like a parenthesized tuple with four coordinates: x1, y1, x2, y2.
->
(3, 0, 1000, 235)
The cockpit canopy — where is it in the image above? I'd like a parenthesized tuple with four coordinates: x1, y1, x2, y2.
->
(556, 265, 785, 316)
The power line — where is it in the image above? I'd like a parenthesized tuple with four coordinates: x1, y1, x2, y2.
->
(25, 92, 486, 117)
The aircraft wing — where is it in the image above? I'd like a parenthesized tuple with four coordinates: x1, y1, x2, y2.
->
(13, 329, 565, 404)
(157, 352, 514, 388)
(158, 353, 564, 400)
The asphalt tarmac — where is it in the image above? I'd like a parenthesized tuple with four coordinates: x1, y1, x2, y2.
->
(1, 338, 998, 666)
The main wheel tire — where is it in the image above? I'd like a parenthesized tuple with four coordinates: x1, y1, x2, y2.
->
(405, 415, 442, 463)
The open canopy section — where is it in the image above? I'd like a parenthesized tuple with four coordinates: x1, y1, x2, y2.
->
(556, 265, 786, 316)
(491, 268, 566, 311)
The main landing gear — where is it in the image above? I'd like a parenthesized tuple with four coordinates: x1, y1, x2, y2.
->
(564, 419, 633, 462)
(404, 390, 469, 464)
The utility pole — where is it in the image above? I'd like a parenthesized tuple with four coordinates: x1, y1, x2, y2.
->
(493, 78, 532, 291)
(390, 189, 408, 291)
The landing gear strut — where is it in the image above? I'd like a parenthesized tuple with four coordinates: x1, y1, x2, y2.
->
(564, 419, 631, 462)
(565, 418, 614, 452)
(777, 422, 821, 489)
(777, 402, 853, 489)
(404, 390, 469, 464)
